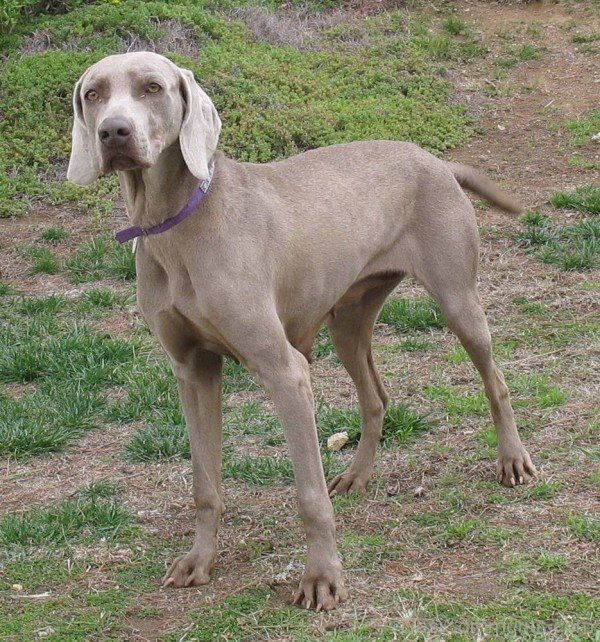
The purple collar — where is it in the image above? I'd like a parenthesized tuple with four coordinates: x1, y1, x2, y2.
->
(115, 169, 213, 244)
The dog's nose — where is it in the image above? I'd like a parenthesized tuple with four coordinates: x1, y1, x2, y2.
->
(98, 117, 132, 147)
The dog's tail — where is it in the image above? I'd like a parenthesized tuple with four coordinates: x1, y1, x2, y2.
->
(448, 163, 523, 215)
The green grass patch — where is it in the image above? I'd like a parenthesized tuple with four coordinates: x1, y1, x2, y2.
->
(124, 422, 189, 461)
(226, 401, 280, 439)
(535, 550, 568, 572)
(549, 185, 600, 215)
(526, 480, 562, 501)
(0, 295, 145, 457)
(223, 455, 294, 485)
(317, 402, 434, 447)
(312, 325, 336, 359)
(395, 336, 435, 352)
(0, 282, 18, 295)
(74, 288, 130, 313)
(65, 234, 136, 283)
(0, 588, 129, 641)
(496, 43, 539, 68)
(40, 225, 69, 244)
(341, 532, 393, 568)
(518, 201, 599, 271)
(164, 585, 599, 641)
(378, 297, 445, 332)
(0, 483, 131, 548)
(567, 514, 600, 543)
(565, 108, 600, 146)
(425, 383, 488, 424)
(164, 587, 310, 642)
(25, 246, 61, 275)
(510, 373, 568, 409)
(438, 517, 479, 546)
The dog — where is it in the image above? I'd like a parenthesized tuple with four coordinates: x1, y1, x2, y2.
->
(67, 51, 536, 611)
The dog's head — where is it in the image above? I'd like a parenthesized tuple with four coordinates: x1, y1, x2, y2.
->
(67, 52, 221, 185)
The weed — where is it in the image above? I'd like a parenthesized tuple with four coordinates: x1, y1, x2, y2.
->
(168, 588, 309, 641)
(526, 480, 562, 501)
(510, 374, 568, 409)
(442, 15, 473, 37)
(75, 288, 129, 312)
(0, 282, 18, 296)
(226, 401, 279, 437)
(395, 336, 434, 352)
(341, 532, 391, 568)
(0, 303, 139, 456)
(438, 518, 479, 546)
(496, 43, 539, 69)
(312, 325, 336, 359)
(425, 383, 488, 423)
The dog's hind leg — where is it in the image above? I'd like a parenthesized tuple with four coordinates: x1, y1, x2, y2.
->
(326, 274, 403, 496)
(410, 211, 537, 487)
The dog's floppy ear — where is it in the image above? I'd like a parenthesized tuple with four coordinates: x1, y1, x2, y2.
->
(178, 68, 221, 182)
(67, 70, 101, 185)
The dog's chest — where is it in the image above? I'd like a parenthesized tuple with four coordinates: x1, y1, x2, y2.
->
(137, 251, 234, 359)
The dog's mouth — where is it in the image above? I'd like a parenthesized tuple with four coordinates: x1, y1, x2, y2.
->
(102, 151, 153, 173)
(109, 154, 140, 171)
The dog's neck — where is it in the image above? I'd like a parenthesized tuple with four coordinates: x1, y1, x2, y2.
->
(118, 144, 200, 229)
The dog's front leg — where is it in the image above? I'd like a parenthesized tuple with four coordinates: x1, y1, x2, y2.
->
(163, 350, 224, 588)
(250, 342, 348, 611)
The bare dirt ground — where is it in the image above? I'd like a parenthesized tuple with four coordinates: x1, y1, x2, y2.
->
(1, 1, 598, 640)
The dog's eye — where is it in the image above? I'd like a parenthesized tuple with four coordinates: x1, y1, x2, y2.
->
(147, 83, 161, 94)
(85, 89, 99, 102)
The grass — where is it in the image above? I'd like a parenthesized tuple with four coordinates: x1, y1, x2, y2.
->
(124, 422, 190, 461)
(317, 402, 434, 448)
(0, 482, 132, 548)
(25, 246, 60, 274)
(518, 190, 600, 270)
(158, 585, 600, 641)
(496, 43, 540, 68)
(378, 297, 445, 332)
(567, 514, 600, 543)
(549, 185, 600, 215)
(425, 383, 489, 424)
(565, 108, 600, 146)
(0, 295, 143, 457)
(223, 455, 294, 486)
(65, 234, 136, 282)
(40, 225, 68, 243)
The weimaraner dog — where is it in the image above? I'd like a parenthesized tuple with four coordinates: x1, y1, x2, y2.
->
(68, 51, 536, 611)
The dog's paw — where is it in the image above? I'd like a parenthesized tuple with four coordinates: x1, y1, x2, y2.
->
(162, 550, 213, 588)
(293, 563, 348, 611)
(327, 470, 370, 497)
(496, 446, 537, 487)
